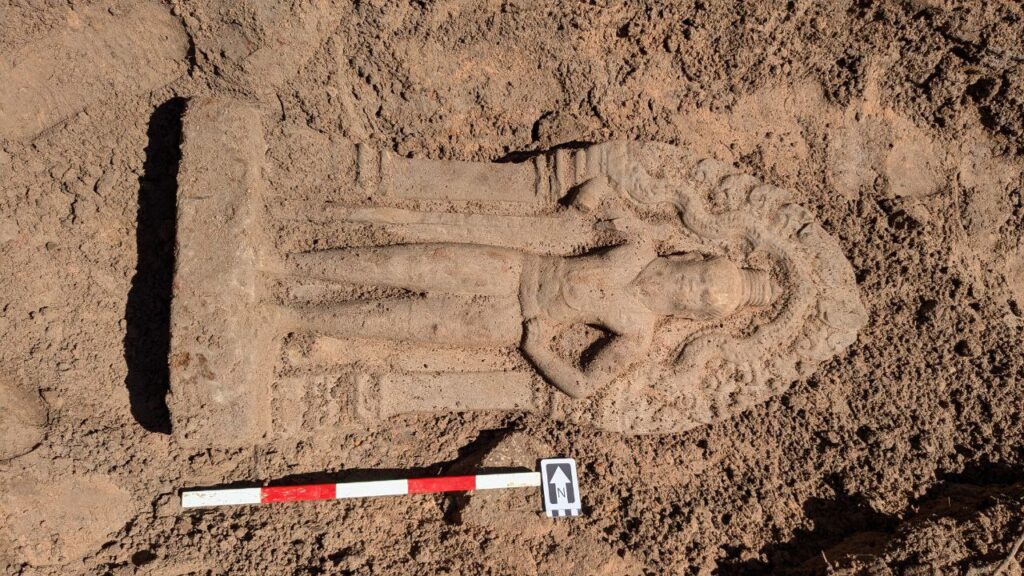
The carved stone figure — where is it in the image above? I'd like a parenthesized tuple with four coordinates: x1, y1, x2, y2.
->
(284, 242, 777, 400)
(169, 98, 867, 448)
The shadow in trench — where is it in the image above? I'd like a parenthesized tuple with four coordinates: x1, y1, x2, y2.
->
(716, 461, 1024, 575)
(123, 97, 186, 434)
(716, 482, 897, 576)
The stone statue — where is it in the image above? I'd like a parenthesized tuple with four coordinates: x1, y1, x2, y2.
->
(168, 99, 867, 448)
(283, 242, 778, 400)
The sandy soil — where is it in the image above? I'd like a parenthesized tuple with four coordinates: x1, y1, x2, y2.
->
(1, 0, 1023, 574)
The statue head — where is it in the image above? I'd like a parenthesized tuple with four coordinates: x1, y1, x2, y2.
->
(632, 255, 778, 320)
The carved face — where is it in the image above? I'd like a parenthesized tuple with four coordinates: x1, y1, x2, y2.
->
(633, 256, 775, 319)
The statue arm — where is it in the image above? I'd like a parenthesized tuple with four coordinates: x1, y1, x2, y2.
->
(522, 319, 645, 399)
(585, 333, 646, 380)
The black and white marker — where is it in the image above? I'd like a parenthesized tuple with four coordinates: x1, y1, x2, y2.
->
(181, 458, 584, 518)
(540, 458, 581, 518)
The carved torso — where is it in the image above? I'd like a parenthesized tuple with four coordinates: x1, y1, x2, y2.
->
(525, 245, 657, 334)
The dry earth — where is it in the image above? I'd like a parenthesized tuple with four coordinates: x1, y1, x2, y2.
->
(1, 0, 1023, 574)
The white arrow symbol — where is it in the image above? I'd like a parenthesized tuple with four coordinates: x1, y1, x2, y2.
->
(549, 466, 571, 505)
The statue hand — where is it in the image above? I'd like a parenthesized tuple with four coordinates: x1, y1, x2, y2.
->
(568, 176, 612, 212)
(522, 317, 546, 349)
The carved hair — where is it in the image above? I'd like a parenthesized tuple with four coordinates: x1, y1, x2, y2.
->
(586, 142, 867, 434)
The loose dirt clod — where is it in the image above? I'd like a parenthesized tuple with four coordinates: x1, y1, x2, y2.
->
(0, 3, 187, 141)
(0, 370, 47, 462)
(0, 470, 135, 566)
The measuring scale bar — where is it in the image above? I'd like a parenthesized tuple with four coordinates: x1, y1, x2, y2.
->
(181, 472, 542, 508)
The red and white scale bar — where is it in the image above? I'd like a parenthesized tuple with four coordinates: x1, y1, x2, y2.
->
(181, 472, 541, 508)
